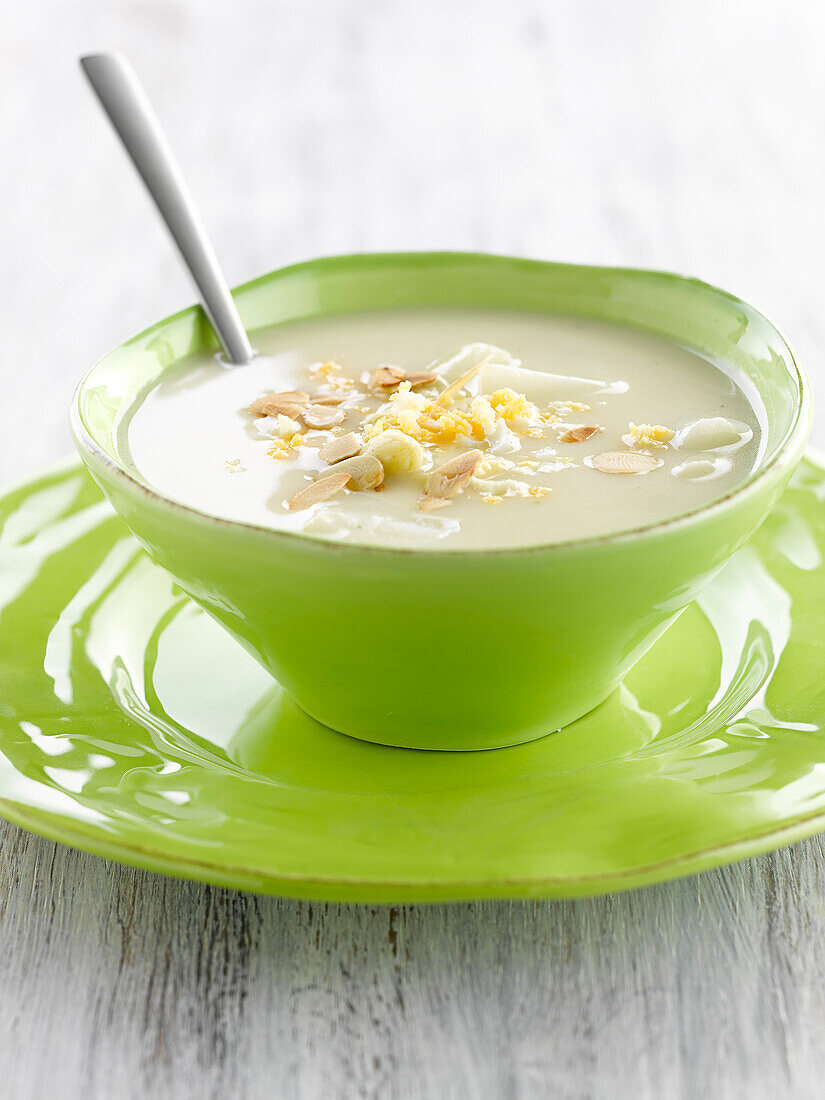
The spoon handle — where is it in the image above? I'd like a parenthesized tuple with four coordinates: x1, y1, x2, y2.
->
(80, 53, 254, 365)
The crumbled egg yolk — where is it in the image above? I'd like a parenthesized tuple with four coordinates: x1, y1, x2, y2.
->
(488, 389, 540, 427)
(470, 475, 549, 500)
(268, 433, 305, 459)
(545, 400, 591, 416)
(250, 350, 696, 516)
(362, 382, 497, 446)
(338, 379, 582, 507)
(624, 422, 675, 449)
(360, 382, 560, 452)
(539, 455, 577, 471)
(310, 360, 353, 391)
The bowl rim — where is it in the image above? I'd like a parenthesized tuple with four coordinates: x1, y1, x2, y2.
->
(71, 250, 812, 558)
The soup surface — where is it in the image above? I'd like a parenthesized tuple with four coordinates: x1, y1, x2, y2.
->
(125, 308, 764, 549)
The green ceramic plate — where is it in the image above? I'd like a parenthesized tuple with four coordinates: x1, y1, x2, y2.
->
(2, 455, 825, 902)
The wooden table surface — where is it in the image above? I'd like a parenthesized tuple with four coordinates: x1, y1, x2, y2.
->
(4, 2, 825, 1096)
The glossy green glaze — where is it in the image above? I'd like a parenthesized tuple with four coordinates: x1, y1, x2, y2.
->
(71, 255, 810, 748)
(2, 457, 825, 900)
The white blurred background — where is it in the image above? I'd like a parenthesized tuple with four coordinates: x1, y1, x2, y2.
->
(4, 0, 825, 483)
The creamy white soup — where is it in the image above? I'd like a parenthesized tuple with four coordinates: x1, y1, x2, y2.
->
(125, 308, 764, 549)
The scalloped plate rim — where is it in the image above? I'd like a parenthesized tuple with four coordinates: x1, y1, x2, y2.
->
(1, 452, 825, 903)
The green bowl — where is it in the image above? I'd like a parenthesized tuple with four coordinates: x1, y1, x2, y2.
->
(71, 252, 811, 750)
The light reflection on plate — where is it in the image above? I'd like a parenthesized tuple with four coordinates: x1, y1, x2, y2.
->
(1, 457, 825, 901)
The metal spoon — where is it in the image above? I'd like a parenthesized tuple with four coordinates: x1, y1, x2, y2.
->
(80, 52, 254, 365)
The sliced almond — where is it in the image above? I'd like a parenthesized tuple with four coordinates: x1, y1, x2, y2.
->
(558, 425, 603, 443)
(287, 471, 351, 510)
(270, 401, 308, 419)
(423, 449, 483, 500)
(369, 366, 406, 389)
(309, 393, 347, 406)
(418, 496, 452, 512)
(249, 391, 309, 416)
(589, 451, 663, 475)
(302, 405, 346, 429)
(273, 390, 310, 403)
(366, 367, 438, 392)
(436, 354, 493, 406)
(319, 433, 361, 465)
(316, 454, 384, 491)
(403, 371, 439, 388)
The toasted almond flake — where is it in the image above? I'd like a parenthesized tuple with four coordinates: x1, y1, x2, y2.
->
(402, 371, 439, 388)
(317, 454, 384, 491)
(423, 449, 483, 500)
(249, 391, 310, 416)
(369, 366, 406, 389)
(589, 451, 663, 475)
(273, 401, 309, 419)
(308, 393, 347, 406)
(274, 390, 310, 403)
(287, 471, 350, 510)
(436, 355, 492, 406)
(558, 425, 603, 443)
(418, 496, 453, 512)
(302, 405, 347, 429)
(319, 433, 361, 464)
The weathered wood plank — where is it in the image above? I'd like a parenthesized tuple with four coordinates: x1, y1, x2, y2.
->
(3, 820, 825, 1098)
